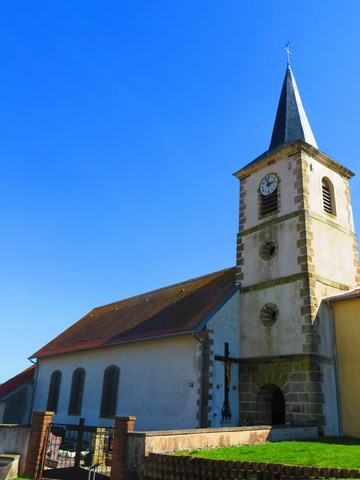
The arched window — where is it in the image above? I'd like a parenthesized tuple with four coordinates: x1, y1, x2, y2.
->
(47, 370, 62, 413)
(100, 365, 120, 418)
(68, 368, 85, 416)
(322, 178, 335, 215)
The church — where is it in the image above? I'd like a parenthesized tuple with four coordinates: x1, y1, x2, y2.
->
(29, 59, 360, 436)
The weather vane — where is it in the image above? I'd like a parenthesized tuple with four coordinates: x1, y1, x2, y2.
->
(284, 41, 292, 65)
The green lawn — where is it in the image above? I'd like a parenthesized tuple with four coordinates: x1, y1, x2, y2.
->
(174, 437, 360, 470)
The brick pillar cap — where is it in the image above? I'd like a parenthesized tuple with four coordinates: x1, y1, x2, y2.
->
(114, 415, 136, 421)
(32, 411, 55, 416)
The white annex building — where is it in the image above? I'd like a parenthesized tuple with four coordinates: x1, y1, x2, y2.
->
(30, 60, 360, 435)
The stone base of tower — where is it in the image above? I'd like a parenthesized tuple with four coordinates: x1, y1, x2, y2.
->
(238, 354, 338, 435)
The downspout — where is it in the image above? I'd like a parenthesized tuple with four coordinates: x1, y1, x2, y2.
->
(193, 332, 205, 428)
(28, 358, 39, 425)
(326, 302, 343, 436)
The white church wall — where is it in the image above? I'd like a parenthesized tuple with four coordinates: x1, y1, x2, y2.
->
(240, 280, 305, 358)
(321, 361, 340, 436)
(207, 291, 240, 428)
(241, 216, 300, 288)
(305, 156, 355, 233)
(311, 298, 340, 435)
(33, 334, 200, 431)
(311, 218, 357, 287)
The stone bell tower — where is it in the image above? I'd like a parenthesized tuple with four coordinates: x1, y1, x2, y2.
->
(234, 60, 360, 434)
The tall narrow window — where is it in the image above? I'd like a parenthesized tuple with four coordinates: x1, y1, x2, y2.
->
(322, 178, 335, 215)
(100, 365, 120, 418)
(68, 368, 85, 416)
(47, 370, 62, 413)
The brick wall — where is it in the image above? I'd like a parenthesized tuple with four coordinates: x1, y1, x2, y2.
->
(141, 453, 360, 480)
(24, 411, 54, 479)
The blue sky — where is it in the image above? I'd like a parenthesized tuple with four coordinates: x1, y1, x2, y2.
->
(1, 1, 360, 382)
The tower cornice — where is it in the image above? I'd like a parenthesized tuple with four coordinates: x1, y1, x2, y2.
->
(233, 140, 354, 181)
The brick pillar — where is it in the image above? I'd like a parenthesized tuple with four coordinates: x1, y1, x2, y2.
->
(110, 416, 136, 480)
(24, 410, 54, 479)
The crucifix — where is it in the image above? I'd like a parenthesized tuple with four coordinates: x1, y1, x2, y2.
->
(215, 342, 240, 422)
(284, 41, 292, 65)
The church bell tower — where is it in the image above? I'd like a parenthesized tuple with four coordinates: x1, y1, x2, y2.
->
(234, 58, 360, 433)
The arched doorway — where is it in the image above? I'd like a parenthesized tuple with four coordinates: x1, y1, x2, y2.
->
(257, 384, 286, 425)
(271, 386, 285, 425)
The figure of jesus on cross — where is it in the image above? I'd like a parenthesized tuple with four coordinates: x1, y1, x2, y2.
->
(215, 342, 239, 422)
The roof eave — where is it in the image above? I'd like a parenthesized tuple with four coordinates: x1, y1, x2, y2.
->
(30, 329, 198, 361)
(0, 380, 34, 402)
(194, 284, 241, 334)
(324, 293, 360, 303)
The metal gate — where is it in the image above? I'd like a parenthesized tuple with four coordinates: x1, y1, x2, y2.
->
(42, 418, 114, 480)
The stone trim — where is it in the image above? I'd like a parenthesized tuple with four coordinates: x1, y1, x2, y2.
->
(240, 272, 351, 295)
(344, 177, 360, 284)
(241, 273, 306, 293)
(238, 177, 247, 233)
(239, 210, 301, 237)
(234, 140, 354, 180)
(236, 178, 247, 283)
(310, 210, 356, 235)
(311, 274, 352, 291)
(238, 353, 333, 366)
(353, 236, 360, 284)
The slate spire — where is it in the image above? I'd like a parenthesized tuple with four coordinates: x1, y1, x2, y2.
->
(269, 64, 318, 151)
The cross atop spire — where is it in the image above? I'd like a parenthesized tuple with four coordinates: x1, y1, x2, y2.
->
(284, 41, 292, 65)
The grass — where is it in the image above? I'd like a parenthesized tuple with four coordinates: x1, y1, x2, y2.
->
(173, 437, 360, 470)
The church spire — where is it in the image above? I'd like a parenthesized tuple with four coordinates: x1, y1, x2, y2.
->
(269, 60, 318, 151)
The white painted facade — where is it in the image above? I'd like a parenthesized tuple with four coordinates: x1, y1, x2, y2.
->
(33, 290, 240, 431)
(240, 280, 305, 357)
(206, 290, 240, 427)
(34, 335, 200, 431)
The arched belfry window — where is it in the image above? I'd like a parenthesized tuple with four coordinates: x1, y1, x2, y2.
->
(68, 368, 85, 416)
(100, 365, 120, 418)
(322, 178, 335, 215)
(47, 370, 62, 413)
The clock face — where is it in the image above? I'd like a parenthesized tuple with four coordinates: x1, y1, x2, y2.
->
(259, 174, 278, 196)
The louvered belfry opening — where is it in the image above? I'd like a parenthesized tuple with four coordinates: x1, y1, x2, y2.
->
(322, 178, 333, 214)
(261, 190, 278, 215)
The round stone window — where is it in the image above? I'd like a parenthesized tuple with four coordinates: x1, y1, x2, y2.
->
(260, 241, 277, 260)
(260, 303, 279, 327)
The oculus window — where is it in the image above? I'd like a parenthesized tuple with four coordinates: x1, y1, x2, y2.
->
(260, 304, 279, 327)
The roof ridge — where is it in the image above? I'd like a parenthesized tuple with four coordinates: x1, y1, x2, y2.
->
(91, 266, 235, 311)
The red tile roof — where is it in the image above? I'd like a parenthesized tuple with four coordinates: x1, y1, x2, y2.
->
(324, 286, 360, 302)
(0, 365, 36, 401)
(31, 267, 237, 359)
